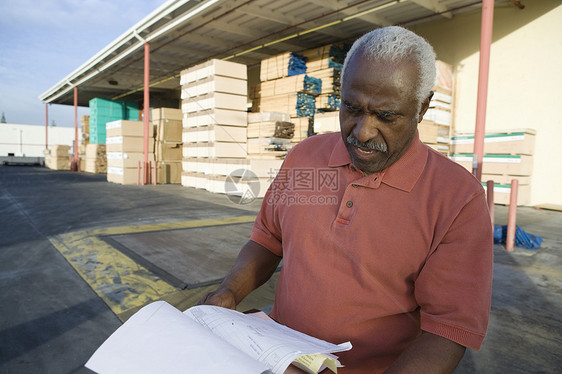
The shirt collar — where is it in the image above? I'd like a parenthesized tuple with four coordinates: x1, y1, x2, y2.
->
(328, 134, 352, 167)
(328, 131, 428, 192)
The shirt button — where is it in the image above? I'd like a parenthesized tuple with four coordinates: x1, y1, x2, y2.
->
(346, 201, 353, 208)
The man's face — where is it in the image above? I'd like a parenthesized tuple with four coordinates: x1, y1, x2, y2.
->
(340, 54, 429, 174)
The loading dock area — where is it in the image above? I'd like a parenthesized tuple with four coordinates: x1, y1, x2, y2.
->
(1, 165, 560, 373)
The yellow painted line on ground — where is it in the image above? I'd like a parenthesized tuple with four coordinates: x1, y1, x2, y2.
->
(49, 216, 256, 315)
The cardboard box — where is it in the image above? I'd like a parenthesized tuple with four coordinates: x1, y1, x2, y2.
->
(451, 129, 536, 155)
(183, 109, 248, 128)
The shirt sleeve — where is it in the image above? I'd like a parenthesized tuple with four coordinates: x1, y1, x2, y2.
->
(249, 157, 293, 257)
(250, 187, 283, 256)
(415, 190, 494, 350)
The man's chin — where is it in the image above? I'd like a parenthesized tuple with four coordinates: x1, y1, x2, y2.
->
(350, 156, 385, 175)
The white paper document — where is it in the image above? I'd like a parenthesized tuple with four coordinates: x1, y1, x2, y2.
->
(85, 301, 352, 374)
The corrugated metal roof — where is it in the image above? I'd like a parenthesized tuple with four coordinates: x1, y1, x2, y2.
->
(39, 0, 490, 107)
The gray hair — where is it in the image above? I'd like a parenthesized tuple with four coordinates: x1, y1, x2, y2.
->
(341, 26, 436, 106)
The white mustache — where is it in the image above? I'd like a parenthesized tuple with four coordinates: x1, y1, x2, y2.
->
(347, 134, 387, 153)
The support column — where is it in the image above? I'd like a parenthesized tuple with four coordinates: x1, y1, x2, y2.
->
(143, 42, 150, 185)
(45, 103, 49, 151)
(71, 86, 80, 171)
(472, 0, 495, 181)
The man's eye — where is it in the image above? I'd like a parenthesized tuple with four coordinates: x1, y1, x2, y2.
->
(377, 112, 397, 122)
(343, 101, 361, 114)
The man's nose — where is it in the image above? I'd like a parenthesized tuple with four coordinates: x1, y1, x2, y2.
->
(353, 115, 379, 143)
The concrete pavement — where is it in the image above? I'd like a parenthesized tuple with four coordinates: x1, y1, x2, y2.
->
(0, 165, 560, 373)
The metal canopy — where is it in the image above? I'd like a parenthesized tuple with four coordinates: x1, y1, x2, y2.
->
(38, 0, 486, 107)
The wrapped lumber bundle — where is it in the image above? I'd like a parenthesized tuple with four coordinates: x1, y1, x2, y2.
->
(299, 43, 349, 118)
(106, 120, 155, 185)
(152, 107, 183, 184)
(84, 144, 107, 174)
(313, 111, 340, 134)
(419, 60, 454, 155)
(247, 112, 294, 159)
(450, 129, 536, 206)
(247, 112, 294, 139)
(180, 59, 249, 191)
(89, 98, 139, 144)
(45, 145, 70, 170)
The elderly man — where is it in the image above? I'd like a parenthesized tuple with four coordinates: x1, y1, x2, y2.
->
(200, 26, 493, 373)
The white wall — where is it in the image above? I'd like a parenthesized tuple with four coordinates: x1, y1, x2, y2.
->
(0, 124, 76, 157)
(411, 0, 562, 206)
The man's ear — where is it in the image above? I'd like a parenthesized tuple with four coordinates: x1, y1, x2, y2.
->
(418, 91, 434, 123)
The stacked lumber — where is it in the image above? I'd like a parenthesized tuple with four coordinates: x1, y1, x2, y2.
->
(79, 115, 90, 171)
(180, 59, 249, 191)
(88, 98, 139, 144)
(247, 112, 294, 159)
(252, 92, 316, 118)
(152, 108, 183, 184)
(251, 74, 322, 98)
(313, 111, 340, 134)
(81, 115, 90, 146)
(253, 51, 321, 123)
(84, 144, 107, 174)
(259, 52, 307, 81)
(44, 145, 70, 170)
(302, 44, 348, 115)
(449, 129, 536, 205)
(106, 120, 154, 185)
(291, 117, 310, 144)
(421, 60, 454, 155)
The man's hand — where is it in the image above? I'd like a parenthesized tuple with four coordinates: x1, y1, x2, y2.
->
(196, 240, 281, 310)
(197, 287, 236, 309)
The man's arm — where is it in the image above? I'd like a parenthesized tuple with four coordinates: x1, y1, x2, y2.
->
(198, 240, 282, 309)
(384, 332, 466, 374)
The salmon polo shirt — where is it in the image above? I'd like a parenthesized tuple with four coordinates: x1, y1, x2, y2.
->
(250, 132, 493, 373)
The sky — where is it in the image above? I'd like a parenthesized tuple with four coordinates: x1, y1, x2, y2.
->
(0, 0, 167, 127)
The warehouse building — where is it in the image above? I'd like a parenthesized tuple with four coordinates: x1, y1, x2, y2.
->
(38, 0, 562, 207)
